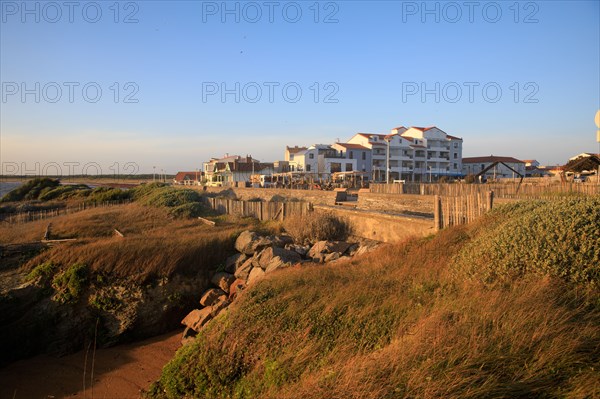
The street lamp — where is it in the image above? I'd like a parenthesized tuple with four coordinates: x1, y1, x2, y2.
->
(384, 136, 391, 184)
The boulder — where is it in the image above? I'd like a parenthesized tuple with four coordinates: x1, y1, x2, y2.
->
(210, 295, 230, 317)
(235, 231, 274, 255)
(286, 244, 310, 257)
(308, 241, 352, 259)
(324, 252, 341, 262)
(224, 253, 248, 273)
(211, 272, 236, 293)
(199, 288, 226, 307)
(234, 258, 254, 280)
(181, 308, 213, 332)
(272, 235, 294, 248)
(229, 278, 247, 300)
(181, 326, 197, 346)
(247, 267, 266, 285)
(258, 247, 302, 272)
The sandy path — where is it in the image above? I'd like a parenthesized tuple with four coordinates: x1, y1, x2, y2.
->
(0, 330, 183, 399)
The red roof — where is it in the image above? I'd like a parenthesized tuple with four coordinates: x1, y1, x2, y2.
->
(446, 134, 462, 140)
(335, 143, 369, 150)
(174, 171, 201, 181)
(286, 146, 308, 154)
(411, 126, 436, 131)
(463, 156, 525, 164)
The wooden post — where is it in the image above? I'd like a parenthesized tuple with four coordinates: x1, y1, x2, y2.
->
(259, 201, 264, 221)
(487, 190, 494, 211)
(44, 224, 52, 240)
(434, 195, 442, 231)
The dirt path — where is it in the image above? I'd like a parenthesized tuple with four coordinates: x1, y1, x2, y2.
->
(0, 330, 182, 399)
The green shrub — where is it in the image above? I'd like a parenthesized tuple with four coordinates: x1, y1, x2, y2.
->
(38, 184, 90, 201)
(1, 178, 59, 202)
(51, 263, 88, 304)
(168, 202, 208, 219)
(87, 187, 131, 203)
(26, 261, 57, 283)
(454, 197, 600, 288)
(283, 212, 352, 244)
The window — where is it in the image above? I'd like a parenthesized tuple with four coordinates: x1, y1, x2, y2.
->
(453, 142, 458, 148)
(362, 152, 366, 160)
(306, 164, 311, 171)
(331, 163, 341, 173)
(454, 153, 458, 159)
(309, 153, 314, 159)
(349, 151, 354, 159)
(290, 154, 294, 160)
(453, 163, 457, 169)
(346, 163, 352, 171)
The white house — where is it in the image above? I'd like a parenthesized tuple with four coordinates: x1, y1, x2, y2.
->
(203, 155, 274, 186)
(462, 156, 526, 179)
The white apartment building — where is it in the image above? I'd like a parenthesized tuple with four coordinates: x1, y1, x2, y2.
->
(289, 144, 357, 180)
(348, 125, 463, 182)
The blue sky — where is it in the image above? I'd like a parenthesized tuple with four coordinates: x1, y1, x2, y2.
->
(1, 0, 599, 175)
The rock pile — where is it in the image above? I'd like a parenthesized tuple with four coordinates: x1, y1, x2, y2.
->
(180, 230, 380, 344)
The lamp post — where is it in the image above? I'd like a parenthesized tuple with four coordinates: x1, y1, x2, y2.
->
(385, 136, 391, 184)
(428, 165, 432, 183)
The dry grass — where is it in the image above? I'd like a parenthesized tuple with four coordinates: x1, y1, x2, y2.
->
(283, 211, 352, 244)
(148, 215, 600, 399)
(5, 203, 259, 283)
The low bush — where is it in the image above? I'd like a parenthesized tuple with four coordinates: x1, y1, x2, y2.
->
(1, 178, 59, 202)
(454, 197, 600, 288)
(283, 211, 352, 244)
(51, 263, 88, 304)
(25, 261, 57, 284)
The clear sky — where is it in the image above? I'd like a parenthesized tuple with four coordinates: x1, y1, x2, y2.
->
(1, 0, 599, 175)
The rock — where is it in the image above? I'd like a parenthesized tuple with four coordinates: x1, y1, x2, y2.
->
(211, 272, 236, 293)
(181, 308, 213, 332)
(286, 244, 310, 257)
(234, 258, 254, 280)
(272, 235, 294, 248)
(229, 278, 247, 300)
(199, 288, 226, 307)
(210, 295, 230, 317)
(354, 242, 380, 257)
(181, 326, 197, 345)
(258, 247, 302, 273)
(224, 253, 248, 273)
(324, 252, 341, 262)
(235, 230, 274, 255)
(247, 267, 266, 285)
(308, 241, 352, 259)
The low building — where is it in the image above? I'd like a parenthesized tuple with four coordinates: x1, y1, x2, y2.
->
(203, 155, 274, 186)
(173, 171, 202, 185)
(462, 156, 526, 179)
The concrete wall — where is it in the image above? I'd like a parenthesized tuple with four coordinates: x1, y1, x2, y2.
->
(204, 187, 337, 206)
(357, 192, 434, 215)
(314, 205, 435, 243)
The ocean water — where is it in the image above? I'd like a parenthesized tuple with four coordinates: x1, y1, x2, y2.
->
(0, 182, 22, 198)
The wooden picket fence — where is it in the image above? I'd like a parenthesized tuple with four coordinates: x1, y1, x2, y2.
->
(370, 182, 599, 198)
(434, 192, 494, 230)
(1, 200, 131, 224)
(207, 198, 313, 221)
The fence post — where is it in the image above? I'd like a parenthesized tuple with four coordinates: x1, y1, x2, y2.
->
(434, 195, 442, 231)
(259, 201, 264, 221)
(487, 190, 494, 211)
